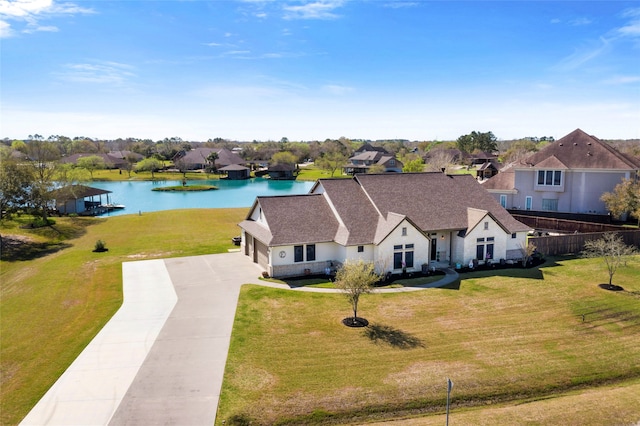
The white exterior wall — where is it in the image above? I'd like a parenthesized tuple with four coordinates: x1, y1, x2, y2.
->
(269, 241, 343, 277)
(344, 245, 375, 263)
(374, 219, 430, 274)
(462, 215, 509, 265)
(451, 233, 465, 267)
(506, 231, 528, 260)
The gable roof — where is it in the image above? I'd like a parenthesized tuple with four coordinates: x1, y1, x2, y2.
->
(481, 167, 515, 191)
(354, 173, 529, 233)
(240, 173, 530, 248)
(240, 194, 339, 246)
(218, 164, 249, 171)
(50, 184, 111, 201)
(355, 143, 389, 154)
(314, 178, 380, 245)
(516, 129, 640, 170)
(177, 148, 245, 167)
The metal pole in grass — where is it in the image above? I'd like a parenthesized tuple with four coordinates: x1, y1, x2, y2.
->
(446, 378, 453, 426)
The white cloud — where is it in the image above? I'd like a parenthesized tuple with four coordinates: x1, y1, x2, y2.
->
(603, 75, 640, 85)
(282, 1, 344, 20)
(0, 0, 52, 17)
(0, 18, 14, 36)
(23, 23, 57, 33)
(0, 0, 93, 37)
(383, 2, 418, 9)
(322, 84, 354, 95)
(570, 17, 592, 26)
(56, 61, 136, 85)
(616, 7, 640, 39)
(553, 37, 611, 71)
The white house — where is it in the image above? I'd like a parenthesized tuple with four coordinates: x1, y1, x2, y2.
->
(239, 173, 531, 278)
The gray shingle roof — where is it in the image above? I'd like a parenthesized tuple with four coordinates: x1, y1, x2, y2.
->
(50, 184, 112, 200)
(241, 194, 339, 246)
(517, 129, 640, 170)
(315, 179, 380, 245)
(354, 173, 529, 233)
(240, 172, 530, 247)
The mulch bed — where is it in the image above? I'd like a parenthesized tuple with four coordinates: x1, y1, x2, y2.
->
(342, 317, 369, 328)
(598, 283, 624, 291)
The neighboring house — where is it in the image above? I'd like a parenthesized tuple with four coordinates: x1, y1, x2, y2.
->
(343, 151, 403, 174)
(239, 173, 531, 278)
(108, 150, 144, 162)
(469, 151, 498, 165)
(354, 142, 389, 154)
(50, 185, 113, 215)
(483, 129, 640, 215)
(172, 147, 245, 170)
(343, 143, 403, 174)
(472, 159, 501, 181)
(218, 164, 251, 180)
(267, 163, 298, 180)
(60, 153, 127, 169)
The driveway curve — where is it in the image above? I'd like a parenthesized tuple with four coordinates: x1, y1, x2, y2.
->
(21, 252, 458, 426)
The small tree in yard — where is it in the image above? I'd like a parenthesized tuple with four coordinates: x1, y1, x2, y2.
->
(582, 232, 637, 288)
(335, 259, 381, 327)
(520, 241, 537, 267)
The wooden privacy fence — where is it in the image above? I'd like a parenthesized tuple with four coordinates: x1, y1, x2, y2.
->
(529, 230, 640, 256)
(512, 214, 625, 233)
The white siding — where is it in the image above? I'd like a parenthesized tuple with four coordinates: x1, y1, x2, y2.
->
(462, 215, 510, 265)
(375, 220, 430, 274)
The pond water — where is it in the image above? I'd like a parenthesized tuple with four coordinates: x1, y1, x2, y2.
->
(89, 178, 315, 216)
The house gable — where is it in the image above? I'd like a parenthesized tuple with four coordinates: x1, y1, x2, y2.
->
(517, 129, 640, 171)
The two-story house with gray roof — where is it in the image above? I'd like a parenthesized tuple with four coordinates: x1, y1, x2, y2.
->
(483, 129, 640, 215)
(239, 173, 531, 278)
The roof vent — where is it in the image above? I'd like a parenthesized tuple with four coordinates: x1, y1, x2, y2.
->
(587, 151, 592, 156)
(559, 143, 563, 146)
(587, 142, 592, 145)
(573, 142, 578, 146)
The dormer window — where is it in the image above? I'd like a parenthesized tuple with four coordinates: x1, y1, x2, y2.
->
(537, 170, 562, 186)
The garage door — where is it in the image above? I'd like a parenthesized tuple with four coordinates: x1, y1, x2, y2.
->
(254, 239, 269, 269)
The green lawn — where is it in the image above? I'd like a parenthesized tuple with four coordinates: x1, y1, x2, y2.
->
(218, 255, 640, 425)
(2, 211, 640, 425)
(89, 164, 346, 182)
(0, 209, 247, 425)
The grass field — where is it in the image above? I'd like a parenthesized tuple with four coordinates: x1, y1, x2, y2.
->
(90, 164, 344, 182)
(2, 210, 639, 425)
(218, 256, 640, 425)
(0, 209, 247, 425)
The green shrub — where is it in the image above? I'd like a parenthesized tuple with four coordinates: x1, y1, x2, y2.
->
(93, 239, 107, 252)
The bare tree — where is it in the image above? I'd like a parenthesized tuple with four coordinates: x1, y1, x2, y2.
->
(24, 139, 61, 221)
(334, 259, 381, 326)
(582, 232, 637, 287)
(519, 241, 537, 267)
(76, 155, 106, 180)
(425, 149, 454, 172)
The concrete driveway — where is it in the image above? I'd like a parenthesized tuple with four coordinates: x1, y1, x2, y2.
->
(21, 252, 457, 425)
(21, 252, 263, 426)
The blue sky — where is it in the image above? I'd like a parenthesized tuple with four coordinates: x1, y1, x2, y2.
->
(1, 0, 639, 142)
